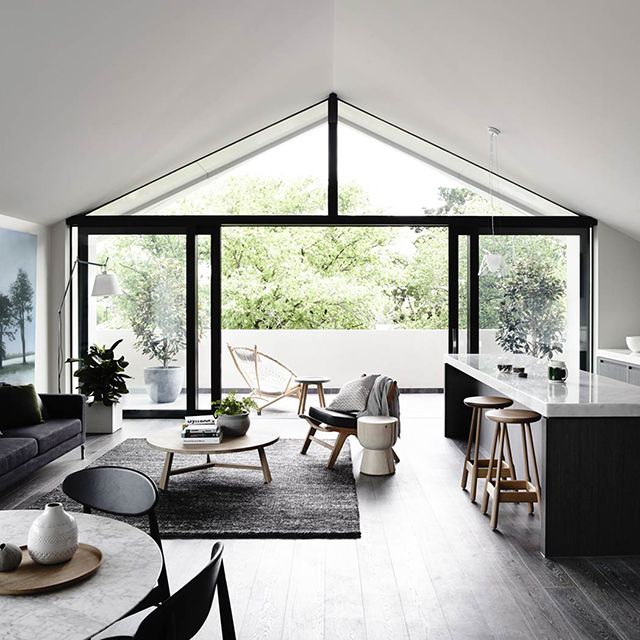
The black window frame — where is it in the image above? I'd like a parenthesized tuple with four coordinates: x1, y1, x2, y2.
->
(68, 94, 596, 418)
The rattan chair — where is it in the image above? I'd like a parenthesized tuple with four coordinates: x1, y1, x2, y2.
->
(227, 344, 301, 414)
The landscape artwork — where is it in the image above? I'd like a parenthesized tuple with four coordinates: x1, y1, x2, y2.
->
(0, 228, 37, 384)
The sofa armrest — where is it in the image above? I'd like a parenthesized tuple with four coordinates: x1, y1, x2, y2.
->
(39, 393, 86, 422)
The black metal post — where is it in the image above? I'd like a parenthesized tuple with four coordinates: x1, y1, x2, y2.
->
(328, 92, 338, 218)
(211, 228, 222, 403)
(448, 228, 459, 354)
(186, 231, 198, 411)
(468, 234, 480, 353)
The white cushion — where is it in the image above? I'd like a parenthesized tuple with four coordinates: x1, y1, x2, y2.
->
(327, 375, 377, 413)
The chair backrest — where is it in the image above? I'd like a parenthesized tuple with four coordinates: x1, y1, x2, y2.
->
(134, 542, 236, 640)
(62, 466, 170, 603)
(227, 344, 296, 394)
(62, 466, 159, 516)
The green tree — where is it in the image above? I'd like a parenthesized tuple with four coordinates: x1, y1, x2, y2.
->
(103, 236, 206, 367)
(495, 258, 565, 358)
(10, 269, 33, 364)
(0, 294, 15, 367)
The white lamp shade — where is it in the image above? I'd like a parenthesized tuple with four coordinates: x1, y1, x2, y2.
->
(91, 272, 122, 297)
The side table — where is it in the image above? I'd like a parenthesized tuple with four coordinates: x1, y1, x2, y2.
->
(296, 376, 330, 415)
(357, 416, 398, 476)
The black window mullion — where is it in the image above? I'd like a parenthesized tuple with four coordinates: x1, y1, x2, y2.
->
(186, 231, 198, 412)
(211, 228, 222, 403)
(448, 227, 459, 354)
(468, 234, 479, 353)
(328, 92, 338, 218)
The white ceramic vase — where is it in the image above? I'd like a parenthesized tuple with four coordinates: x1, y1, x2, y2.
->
(27, 502, 78, 565)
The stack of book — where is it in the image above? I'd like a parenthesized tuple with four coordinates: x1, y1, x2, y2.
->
(181, 415, 223, 445)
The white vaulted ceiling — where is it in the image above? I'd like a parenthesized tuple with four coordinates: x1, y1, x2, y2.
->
(1, 0, 640, 237)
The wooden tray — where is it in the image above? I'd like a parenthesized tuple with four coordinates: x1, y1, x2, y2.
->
(0, 543, 103, 595)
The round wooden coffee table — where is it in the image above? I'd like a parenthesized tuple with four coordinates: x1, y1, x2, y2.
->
(147, 428, 279, 490)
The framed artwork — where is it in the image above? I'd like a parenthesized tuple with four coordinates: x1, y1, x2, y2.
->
(0, 228, 37, 384)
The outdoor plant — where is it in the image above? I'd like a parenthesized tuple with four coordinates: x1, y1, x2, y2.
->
(495, 258, 566, 359)
(67, 340, 130, 406)
(211, 392, 257, 416)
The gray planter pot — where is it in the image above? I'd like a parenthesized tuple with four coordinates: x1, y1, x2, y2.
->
(86, 402, 122, 434)
(144, 366, 184, 404)
(216, 412, 251, 437)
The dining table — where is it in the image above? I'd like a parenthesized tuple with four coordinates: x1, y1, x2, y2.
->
(0, 509, 163, 640)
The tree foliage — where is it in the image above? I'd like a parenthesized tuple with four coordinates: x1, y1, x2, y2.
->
(99, 180, 570, 363)
(104, 235, 205, 367)
(0, 293, 15, 367)
(10, 269, 34, 365)
(495, 258, 565, 358)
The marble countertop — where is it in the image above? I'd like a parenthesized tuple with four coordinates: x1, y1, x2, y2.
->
(597, 348, 640, 366)
(445, 353, 640, 417)
(0, 510, 162, 640)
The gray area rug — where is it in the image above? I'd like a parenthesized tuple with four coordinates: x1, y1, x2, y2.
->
(20, 438, 361, 539)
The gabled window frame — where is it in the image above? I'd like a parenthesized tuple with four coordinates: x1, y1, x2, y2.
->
(67, 94, 595, 418)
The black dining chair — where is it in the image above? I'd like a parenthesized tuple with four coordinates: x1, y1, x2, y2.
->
(62, 466, 170, 610)
(97, 541, 236, 640)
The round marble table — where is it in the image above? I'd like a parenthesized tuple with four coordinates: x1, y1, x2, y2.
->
(0, 510, 162, 640)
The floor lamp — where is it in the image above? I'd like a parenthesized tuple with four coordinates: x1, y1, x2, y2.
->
(57, 258, 121, 393)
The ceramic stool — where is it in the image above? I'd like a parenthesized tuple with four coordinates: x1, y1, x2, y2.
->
(357, 416, 398, 476)
(461, 395, 514, 502)
(482, 408, 542, 530)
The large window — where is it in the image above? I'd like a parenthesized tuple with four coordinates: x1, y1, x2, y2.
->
(73, 94, 593, 416)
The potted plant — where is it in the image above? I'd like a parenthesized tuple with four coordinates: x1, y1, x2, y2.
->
(108, 237, 203, 404)
(212, 392, 258, 437)
(67, 339, 130, 434)
(141, 334, 185, 404)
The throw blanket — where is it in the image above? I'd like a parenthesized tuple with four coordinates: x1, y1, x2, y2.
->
(358, 375, 401, 435)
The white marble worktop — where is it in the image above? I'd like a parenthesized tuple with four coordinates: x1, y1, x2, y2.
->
(445, 353, 640, 418)
(0, 510, 162, 640)
(597, 348, 640, 366)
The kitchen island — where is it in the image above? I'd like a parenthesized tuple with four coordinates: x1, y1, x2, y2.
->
(445, 353, 640, 557)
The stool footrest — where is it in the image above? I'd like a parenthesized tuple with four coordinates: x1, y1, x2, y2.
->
(465, 459, 511, 478)
(486, 479, 538, 503)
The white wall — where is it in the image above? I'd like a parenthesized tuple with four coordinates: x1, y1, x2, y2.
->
(595, 223, 640, 350)
(0, 212, 51, 391)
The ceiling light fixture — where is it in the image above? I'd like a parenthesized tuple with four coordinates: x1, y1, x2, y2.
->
(479, 126, 507, 276)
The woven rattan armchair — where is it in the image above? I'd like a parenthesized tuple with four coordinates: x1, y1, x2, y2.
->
(227, 344, 301, 415)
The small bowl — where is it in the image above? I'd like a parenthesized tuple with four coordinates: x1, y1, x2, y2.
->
(627, 336, 640, 352)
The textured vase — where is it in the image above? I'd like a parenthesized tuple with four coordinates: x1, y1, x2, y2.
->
(217, 412, 250, 437)
(27, 502, 78, 565)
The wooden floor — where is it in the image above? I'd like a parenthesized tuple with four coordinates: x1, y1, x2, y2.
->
(3, 394, 640, 639)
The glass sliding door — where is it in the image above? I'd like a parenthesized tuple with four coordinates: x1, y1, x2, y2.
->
(87, 234, 187, 410)
(220, 225, 449, 399)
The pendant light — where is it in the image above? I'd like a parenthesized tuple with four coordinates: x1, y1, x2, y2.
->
(478, 126, 507, 276)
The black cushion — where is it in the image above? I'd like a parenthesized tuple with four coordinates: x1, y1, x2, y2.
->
(6, 419, 82, 455)
(0, 384, 44, 429)
(0, 437, 37, 475)
(309, 405, 358, 429)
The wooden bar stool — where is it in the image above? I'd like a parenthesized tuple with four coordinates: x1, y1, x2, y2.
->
(482, 408, 542, 530)
(461, 396, 515, 502)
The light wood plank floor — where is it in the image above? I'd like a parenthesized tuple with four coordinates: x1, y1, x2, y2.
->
(2, 394, 640, 639)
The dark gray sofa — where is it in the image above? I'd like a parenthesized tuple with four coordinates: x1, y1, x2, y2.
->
(0, 393, 86, 493)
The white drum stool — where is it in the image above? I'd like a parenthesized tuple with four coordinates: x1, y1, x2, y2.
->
(357, 416, 398, 476)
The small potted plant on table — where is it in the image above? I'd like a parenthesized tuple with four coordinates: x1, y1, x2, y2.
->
(67, 339, 130, 433)
(212, 392, 258, 437)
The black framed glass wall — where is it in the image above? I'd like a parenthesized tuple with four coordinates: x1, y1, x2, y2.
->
(69, 94, 596, 417)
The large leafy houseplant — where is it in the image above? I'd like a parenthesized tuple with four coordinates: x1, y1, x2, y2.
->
(68, 340, 130, 406)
